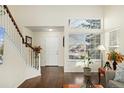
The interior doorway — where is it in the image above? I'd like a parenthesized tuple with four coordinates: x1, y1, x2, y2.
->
(36, 26, 64, 67)
(45, 36, 61, 66)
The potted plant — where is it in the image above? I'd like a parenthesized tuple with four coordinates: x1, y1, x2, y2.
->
(34, 46, 42, 59)
(33, 46, 42, 69)
(34, 46, 42, 53)
(107, 50, 124, 70)
(76, 52, 93, 76)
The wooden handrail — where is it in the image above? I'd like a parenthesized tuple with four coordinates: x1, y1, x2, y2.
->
(3, 5, 25, 44)
(3, 5, 36, 51)
(26, 43, 35, 51)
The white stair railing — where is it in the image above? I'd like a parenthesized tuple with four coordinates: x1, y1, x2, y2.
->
(0, 5, 40, 71)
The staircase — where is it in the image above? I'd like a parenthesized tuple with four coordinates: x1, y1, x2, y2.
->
(0, 5, 41, 83)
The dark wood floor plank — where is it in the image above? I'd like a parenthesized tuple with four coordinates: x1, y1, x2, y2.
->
(18, 66, 101, 88)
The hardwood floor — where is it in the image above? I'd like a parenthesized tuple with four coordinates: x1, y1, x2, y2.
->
(18, 66, 100, 88)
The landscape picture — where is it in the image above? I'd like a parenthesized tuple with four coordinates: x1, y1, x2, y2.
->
(0, 27, 5, 64)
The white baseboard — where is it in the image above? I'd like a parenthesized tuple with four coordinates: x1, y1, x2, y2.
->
(25, 66, 41, 80)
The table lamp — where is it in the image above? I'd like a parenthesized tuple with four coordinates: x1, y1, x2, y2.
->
(97, 45, 106, 67)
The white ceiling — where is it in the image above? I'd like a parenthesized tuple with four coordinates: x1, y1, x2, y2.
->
(26, 26, 64, 32)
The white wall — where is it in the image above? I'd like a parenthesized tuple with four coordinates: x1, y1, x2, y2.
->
(33, 31, 64, 66)
(104, 6, 124, 54)
(0, 25, 40, 87)
(0, 33, 26, 87)
(9, 5, 104, 72)
(8, 6, 104, 26)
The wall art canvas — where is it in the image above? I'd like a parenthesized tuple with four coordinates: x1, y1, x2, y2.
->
(0, 27, 5, 64)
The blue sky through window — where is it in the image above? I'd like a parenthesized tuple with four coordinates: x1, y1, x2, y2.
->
(0, 27, 5, 44)
(0, 27, 4, 63)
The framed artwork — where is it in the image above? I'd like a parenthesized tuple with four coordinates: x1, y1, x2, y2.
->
(25, 36, 32, 47)
(0, 27, 5, 64)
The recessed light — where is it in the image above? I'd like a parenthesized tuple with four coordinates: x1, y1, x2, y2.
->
(49, 28, 53, 31)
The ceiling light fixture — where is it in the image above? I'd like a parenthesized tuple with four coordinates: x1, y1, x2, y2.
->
(49, 28, 53, 31)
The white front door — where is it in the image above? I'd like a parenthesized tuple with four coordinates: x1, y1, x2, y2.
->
(45, 36, 60, 66)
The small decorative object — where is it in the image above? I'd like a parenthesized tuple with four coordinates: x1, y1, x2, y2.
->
(34, 46, 42, 54)
(104, 61, 112, 70)
(33, 46, 42, 70)
(25, 36, 32, 47)
(107, 51, 124, 70)
(34, 46, 42, 61)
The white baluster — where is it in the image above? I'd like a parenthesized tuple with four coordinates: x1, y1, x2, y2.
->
(4, 10, 8, 33)
(2, 6, 39, 70)
(38, 53, 41, 70)
(0, 6, 1, 26)
(1, 6, 4, 28)
(33, 50, 35, 68)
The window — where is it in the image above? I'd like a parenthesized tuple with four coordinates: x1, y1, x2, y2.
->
(69, 33, 100, 61)
(109, 30, 119, 51)
(87, 34, 100, 59)
(69, 19, 101, 29)
(0, 27, 5, 64)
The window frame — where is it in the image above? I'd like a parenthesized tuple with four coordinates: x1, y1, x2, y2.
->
(68, 32, 101, 62)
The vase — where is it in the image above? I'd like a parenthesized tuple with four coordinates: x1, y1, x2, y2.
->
(113, 60, 117, 70)
(83, 67, 91, 76)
